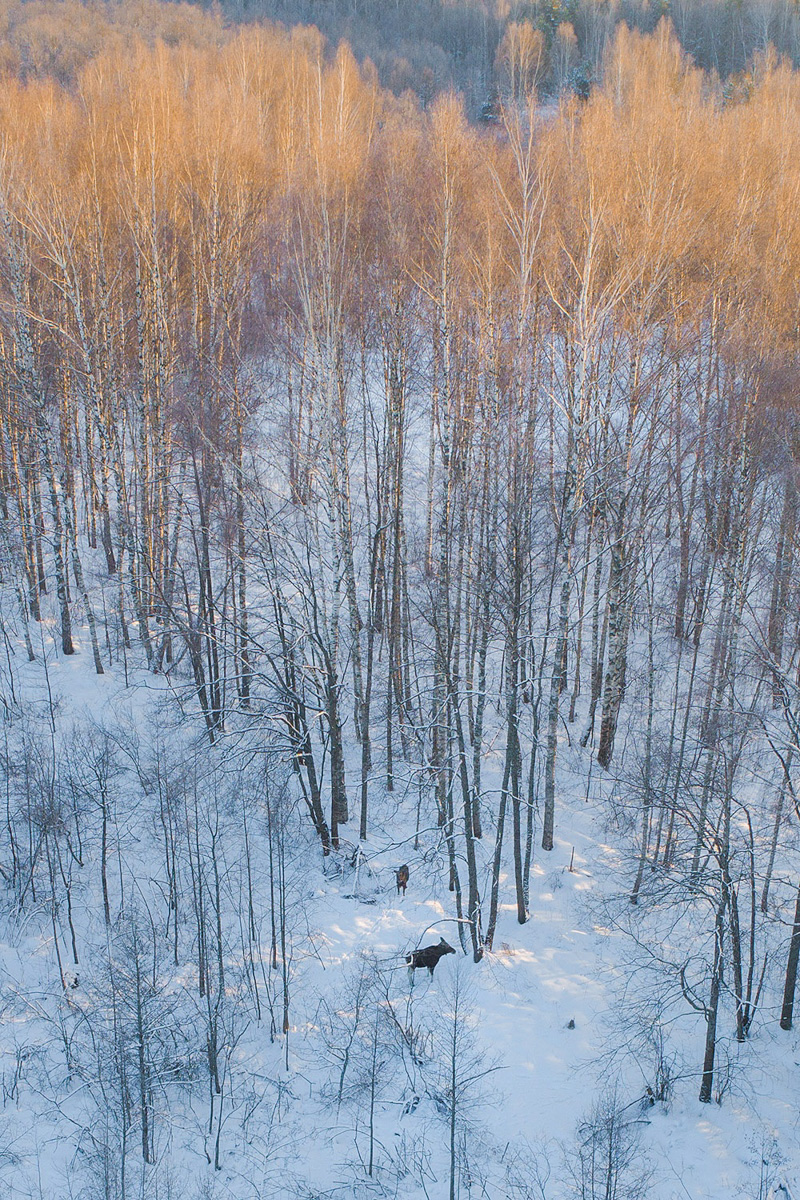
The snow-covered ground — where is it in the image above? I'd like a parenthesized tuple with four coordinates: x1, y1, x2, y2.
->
(0, 629, 797, 1200)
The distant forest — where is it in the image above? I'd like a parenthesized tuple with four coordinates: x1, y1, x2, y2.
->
(2, 0, 800, 113)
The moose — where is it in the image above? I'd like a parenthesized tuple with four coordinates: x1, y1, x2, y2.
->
(405, 937, 455, 982)
(396, 864, 409, 895)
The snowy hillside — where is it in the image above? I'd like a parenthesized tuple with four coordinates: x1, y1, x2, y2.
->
(0, 646, 798, 1200)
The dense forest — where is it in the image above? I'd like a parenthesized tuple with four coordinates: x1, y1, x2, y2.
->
(0, 4, 799, 1198)
(4, 0, 800, 109)
(227, 0, 800, 111)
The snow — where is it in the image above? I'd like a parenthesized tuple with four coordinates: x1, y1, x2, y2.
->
(0, 632, 798, 1200)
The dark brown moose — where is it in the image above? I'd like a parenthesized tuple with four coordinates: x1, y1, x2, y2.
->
(405, 937, 455, 981)
(396, 864, 409, 895)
